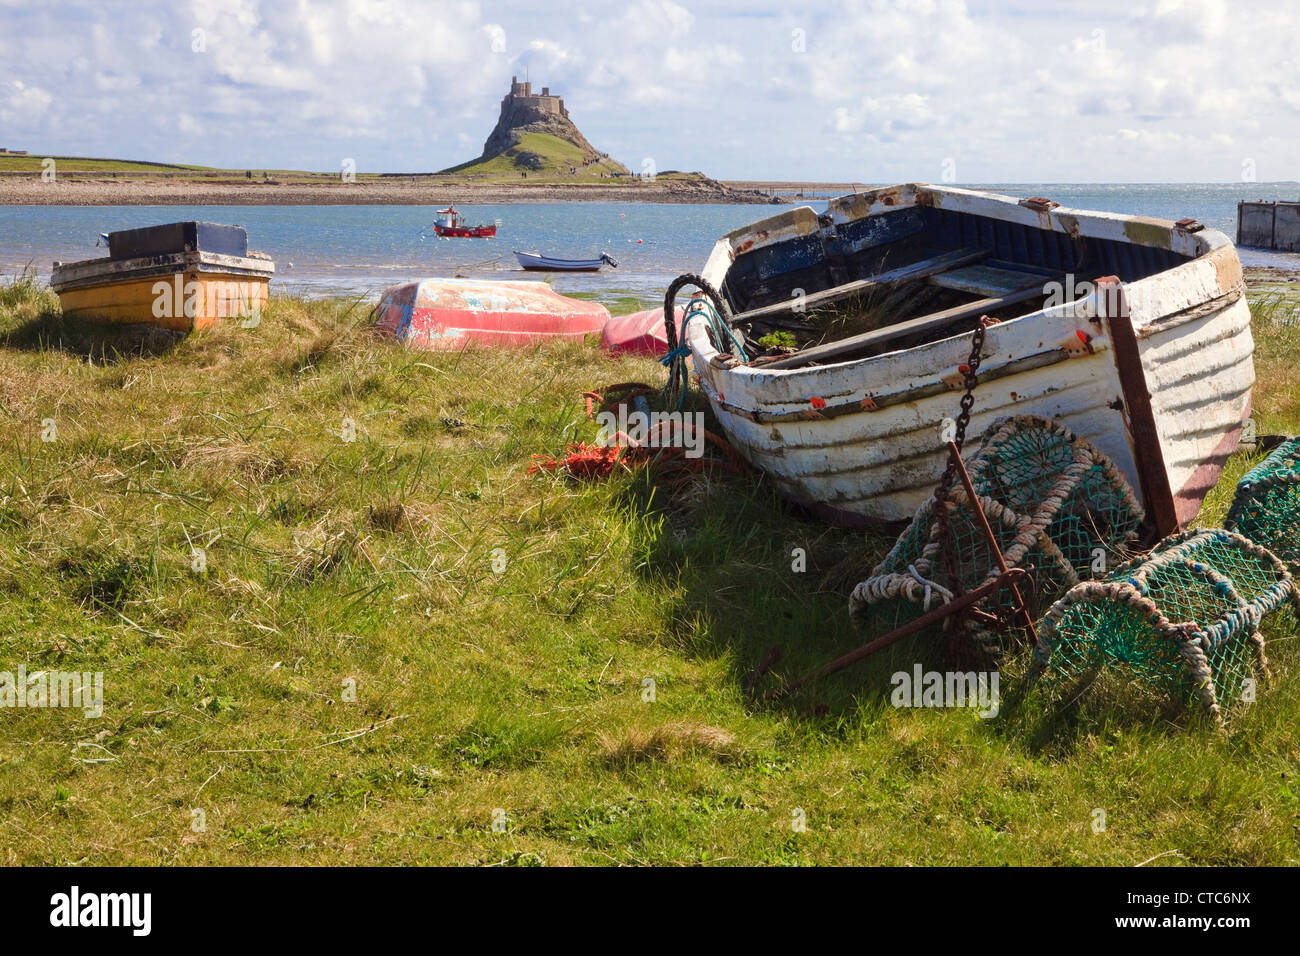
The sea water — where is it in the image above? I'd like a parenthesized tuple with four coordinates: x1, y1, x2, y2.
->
(2, 183, 1297, 308)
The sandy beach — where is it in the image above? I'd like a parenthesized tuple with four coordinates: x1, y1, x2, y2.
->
(0, 175, 779, 206)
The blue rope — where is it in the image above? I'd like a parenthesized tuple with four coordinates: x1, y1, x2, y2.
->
(688, 297, 749, 362)
(660, 297, 748, 409)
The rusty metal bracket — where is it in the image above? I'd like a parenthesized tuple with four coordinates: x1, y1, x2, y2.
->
(1097, 275, 1179, 537)
(1020, 197, 1059, 212)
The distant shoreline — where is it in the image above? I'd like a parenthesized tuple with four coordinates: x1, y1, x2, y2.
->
(0, 177, 781, 206)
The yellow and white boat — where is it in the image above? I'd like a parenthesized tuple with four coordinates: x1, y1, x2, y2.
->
(50, 222, 274, 333)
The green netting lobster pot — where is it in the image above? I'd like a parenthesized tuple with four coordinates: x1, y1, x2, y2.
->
(1033, 529, 1299, 722)
(850, 415, 1145, 655)
(1225, 437, 1300, 569)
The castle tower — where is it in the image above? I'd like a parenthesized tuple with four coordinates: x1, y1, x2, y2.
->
(499, 79, 562, 117)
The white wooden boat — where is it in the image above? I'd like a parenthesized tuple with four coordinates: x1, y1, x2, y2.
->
(685, 183, 1254, 532)
(514, 250, 618, 271)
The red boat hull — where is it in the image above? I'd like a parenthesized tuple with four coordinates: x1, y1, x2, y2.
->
(375, 279, 608, 350)
(433, 223, 497, 238)
(601, 307, 683, 357)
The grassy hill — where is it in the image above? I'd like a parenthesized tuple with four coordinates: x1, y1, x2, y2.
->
(1, 272, 1298, 865)
(439, 132, 629, 182)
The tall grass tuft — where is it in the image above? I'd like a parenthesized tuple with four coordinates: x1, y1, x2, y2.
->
(0, 264, 55, 311)
(1249, 289, 1300, 329)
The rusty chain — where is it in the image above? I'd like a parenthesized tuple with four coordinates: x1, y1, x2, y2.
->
(933, 320, 989, 602)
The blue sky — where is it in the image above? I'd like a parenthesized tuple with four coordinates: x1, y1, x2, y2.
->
(1, 0, 1295, 182)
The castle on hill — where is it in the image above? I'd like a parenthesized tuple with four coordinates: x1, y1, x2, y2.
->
(476, 76, 621, 172)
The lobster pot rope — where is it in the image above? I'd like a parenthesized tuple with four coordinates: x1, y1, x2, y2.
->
(1225, 436, 1300, 570)
(851, 415, 1145, 656)
(1032, 529, 1299, 723)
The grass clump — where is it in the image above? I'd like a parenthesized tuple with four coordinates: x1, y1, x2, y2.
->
(757, 330, 797, 350)
(599, 722, 738, 767)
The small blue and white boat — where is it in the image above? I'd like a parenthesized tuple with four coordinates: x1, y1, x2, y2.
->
(514, 250, 618, 272)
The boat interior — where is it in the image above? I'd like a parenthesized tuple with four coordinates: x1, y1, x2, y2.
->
(717, 203, 1194, 370)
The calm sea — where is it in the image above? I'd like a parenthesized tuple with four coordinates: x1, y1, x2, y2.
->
(2, 183, 1297, 307)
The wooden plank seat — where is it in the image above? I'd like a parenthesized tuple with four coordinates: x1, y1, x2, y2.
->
(928, 262, 1056, 298)
(760, 275, 1066, 371)
(729, 247, 990, 325)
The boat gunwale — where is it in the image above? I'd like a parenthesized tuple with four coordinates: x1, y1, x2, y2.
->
(50, 249, 275, 293)
(689, 182, 1238, 379)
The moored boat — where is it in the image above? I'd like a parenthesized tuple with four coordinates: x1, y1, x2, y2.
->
(680, 183, 1254, 533)
(374, 278, 608, 350)
(50, 221, 273, 332)
(514, 250, 618, 272)
(432, 206, 497, 238)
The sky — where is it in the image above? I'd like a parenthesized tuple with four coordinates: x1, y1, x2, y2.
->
(0, 0, 1295, 182)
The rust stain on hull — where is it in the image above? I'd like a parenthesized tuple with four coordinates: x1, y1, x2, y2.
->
(1209, 244, 1243, 292)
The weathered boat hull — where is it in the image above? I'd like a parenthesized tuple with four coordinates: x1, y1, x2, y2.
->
(375, 278, 608, 350)
(50, 250, 273, 333)
(688, 184, 1254, 531)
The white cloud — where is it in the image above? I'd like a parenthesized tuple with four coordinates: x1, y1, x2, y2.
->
(93, 72, 140, 92)
(526, 39, 575, 68)
(0, 0, 1293, 180)
(1, 80, 53, 121)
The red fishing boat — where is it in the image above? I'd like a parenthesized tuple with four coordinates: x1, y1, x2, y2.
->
(432, 206, 497, 238)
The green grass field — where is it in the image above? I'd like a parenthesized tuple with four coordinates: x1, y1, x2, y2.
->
(0, 155, 210, 174)
(0, 154, 394, 182)
(0, 270, 1298, 866)
(0, 146, 703, 187)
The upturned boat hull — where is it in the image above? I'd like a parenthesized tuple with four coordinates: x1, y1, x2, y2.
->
(375, 278, 608, 349)
(601, 306, 682, 356)
(687, 184, 1254, 532)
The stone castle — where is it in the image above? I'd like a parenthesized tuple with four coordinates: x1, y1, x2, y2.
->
(504, 77, 563, 116)
(478, 76, 609, 168)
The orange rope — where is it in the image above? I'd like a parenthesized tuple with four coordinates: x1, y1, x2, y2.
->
(530, 386, 750, 482)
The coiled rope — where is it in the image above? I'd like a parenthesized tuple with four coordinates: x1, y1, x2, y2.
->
(660, 273, 746, 409)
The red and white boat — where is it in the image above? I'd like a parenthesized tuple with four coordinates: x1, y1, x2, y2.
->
(432, 206, 497, 238)
(374, 278, 608, 350)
